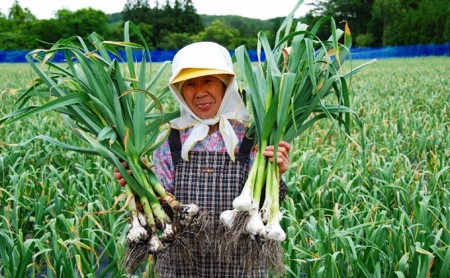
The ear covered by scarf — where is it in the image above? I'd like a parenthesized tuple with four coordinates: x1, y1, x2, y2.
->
(168, 42, 249, 161)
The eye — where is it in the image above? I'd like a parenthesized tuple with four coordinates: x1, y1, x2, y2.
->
(204, 76, 218, 84)
(183, 81, 195, 89)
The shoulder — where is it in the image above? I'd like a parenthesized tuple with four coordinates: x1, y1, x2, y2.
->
(155, 126, 173, 154)
(230, 120, 248, 140)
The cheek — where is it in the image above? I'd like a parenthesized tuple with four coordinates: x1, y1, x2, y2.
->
(213, 85, 226, 102)
(182, 92, 197, 111)
(181, 90, 192, 102)
(217, 91, 225, 105)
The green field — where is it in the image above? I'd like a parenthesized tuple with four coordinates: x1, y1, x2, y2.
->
(1, 57, 449, 277)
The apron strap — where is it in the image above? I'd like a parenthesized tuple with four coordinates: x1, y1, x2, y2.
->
(168, 128, 182, 167)
(238, 135, 254, 155)
(168, 128, 182, 152)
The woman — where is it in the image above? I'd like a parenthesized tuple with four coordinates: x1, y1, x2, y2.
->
(116, 41, 290, 277)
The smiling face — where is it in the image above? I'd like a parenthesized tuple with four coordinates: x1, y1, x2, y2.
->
(180, 75, 226, 119)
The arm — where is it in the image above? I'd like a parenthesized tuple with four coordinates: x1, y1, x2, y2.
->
(152, 140, 176, 194)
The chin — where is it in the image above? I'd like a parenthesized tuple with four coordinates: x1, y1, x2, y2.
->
(196, 111, 216, 119)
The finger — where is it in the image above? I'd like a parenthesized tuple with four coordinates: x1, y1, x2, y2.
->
(279, 148, 289, 162)
(279, 157, 289, 173)
(264, 145, 288, 156)
(264, 145, 274, 151)
(276, 150, 289, 173)
(269, 142, 291, 160)
(267, 155, 288, 174)
(114, 172, 122, 180)
(267, 153, 285, 164)
(119, 178, 126, 187)
(274, 156, 285, 167)
(279, 141, 291, 152)
(263, 148, 286, 159)
(263, 149, 274, 159)
(114, 169, 132, 179)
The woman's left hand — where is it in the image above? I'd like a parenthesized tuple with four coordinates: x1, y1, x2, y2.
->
(263, 141, 291, 175)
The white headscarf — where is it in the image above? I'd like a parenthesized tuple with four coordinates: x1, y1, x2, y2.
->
(169, 42, 249, 161)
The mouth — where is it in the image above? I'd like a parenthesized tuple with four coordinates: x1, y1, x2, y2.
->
(196, 102, 213, 111)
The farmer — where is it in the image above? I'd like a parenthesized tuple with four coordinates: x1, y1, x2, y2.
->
(115, 41, 290, 277)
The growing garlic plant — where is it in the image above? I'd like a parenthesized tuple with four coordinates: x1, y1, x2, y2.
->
(220, 0, 375, 272)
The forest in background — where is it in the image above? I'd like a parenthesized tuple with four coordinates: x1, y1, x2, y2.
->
(0, 0, 449, 51)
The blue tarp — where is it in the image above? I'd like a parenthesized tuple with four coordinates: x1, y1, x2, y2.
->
(350, 42, 450, 59)
(0, 43, 448, 63)
(0, 49, 268, 63)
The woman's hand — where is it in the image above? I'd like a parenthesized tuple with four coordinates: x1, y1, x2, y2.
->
(113, 161, 131, 187)
(113, 157, 150, 186)
(262, 141, 291, 175)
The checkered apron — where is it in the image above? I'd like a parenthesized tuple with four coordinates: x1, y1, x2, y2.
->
(155, 129, 267, 278)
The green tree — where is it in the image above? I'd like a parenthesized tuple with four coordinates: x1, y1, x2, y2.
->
(27, 19, 63, 48)
(122, 0, 203, 49)
(54, 8, 109, 39)
(152, 0, 202, 48)
(0, 10, 9, 34)
(370, 0, 449, 45)
(10, 7, 110, 50)
(158, 32, 195, 49)
(179, 0, 203, 34)
(370, 0, 402, 45)
(123, 0, 151, 23)
(310, 0, 374, 46)
(122, 0, 155, 46)
(195, 20, 240, 49)
(0, 0, 37, 49)
(201, 15, 272, 49)
(7, 0, 36, 23)
(410, 0, 450, 44)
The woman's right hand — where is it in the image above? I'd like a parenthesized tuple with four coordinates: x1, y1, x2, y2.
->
(113, 161, 131, 187)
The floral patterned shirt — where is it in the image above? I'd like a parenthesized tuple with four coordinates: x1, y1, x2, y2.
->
(153, 120, 254, 193)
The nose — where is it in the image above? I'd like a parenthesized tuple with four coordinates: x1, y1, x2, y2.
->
(193, 83, 208, 96)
